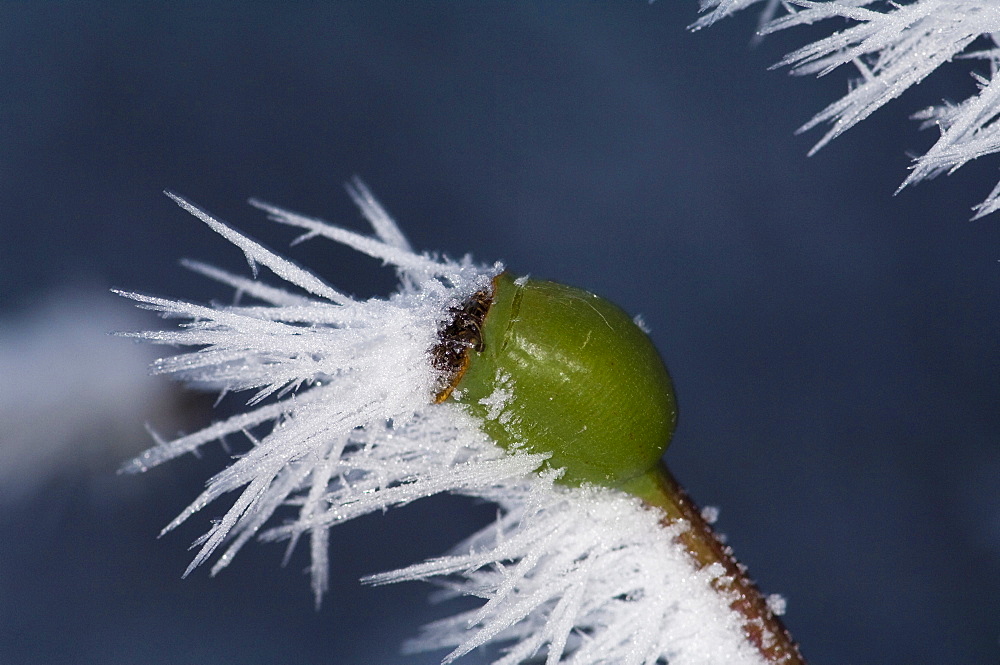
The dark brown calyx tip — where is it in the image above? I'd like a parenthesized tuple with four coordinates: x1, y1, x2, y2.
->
(431, 279, 495, 402)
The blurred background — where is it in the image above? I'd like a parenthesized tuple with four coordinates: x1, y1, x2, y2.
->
(1, 3, 998, 664)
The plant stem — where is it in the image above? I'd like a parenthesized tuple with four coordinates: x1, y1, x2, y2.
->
(622, 462, 806, 665)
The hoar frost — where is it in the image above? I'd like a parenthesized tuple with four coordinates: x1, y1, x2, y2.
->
(120, 182, 767, 664)
(696, 0, 1000, 218)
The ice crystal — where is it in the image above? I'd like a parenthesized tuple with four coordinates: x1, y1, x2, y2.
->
(371, 480, 765, 665)
(695, 0, 1000, 217)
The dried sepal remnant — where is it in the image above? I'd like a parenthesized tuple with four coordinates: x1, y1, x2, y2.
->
(432, 281, 494, 403)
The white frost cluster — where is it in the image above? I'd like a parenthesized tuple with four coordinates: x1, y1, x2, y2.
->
(695, 0, 1000, 218)
(121, 183, 765, 664)
(371, 481, 764, 665)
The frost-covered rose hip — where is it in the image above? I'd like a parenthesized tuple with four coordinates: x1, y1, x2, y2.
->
(435, 272, 678, 487)
(122, 186, 803, 665)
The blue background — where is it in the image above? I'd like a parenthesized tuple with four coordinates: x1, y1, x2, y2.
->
(1, 3, 998, 664)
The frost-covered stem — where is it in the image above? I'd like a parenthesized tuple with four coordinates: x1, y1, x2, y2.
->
(623, 462, 805, 665)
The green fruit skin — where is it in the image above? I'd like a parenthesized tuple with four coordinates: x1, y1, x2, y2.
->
(453, 272, 678, 487)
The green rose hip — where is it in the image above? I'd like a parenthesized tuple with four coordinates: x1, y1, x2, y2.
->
(433, 272, 803, 665)
(434, 272, 678, 487)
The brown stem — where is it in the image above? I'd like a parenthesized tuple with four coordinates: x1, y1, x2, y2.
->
(622, 462, 806, 665)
